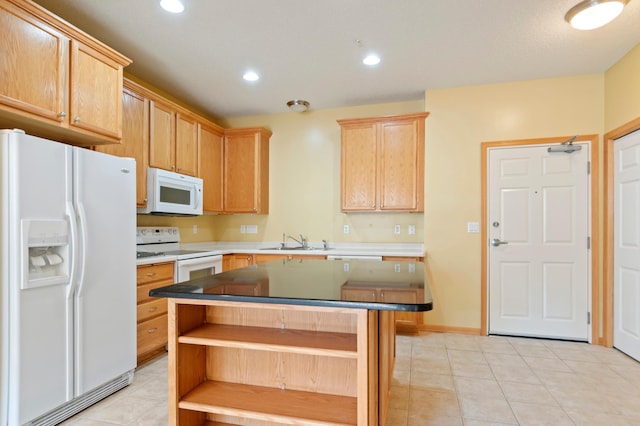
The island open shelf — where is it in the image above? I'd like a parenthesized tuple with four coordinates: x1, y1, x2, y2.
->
(152, 259, 432, 425)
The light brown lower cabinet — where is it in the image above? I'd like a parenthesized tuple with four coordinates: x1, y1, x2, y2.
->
(136, 261, 174, 365)
(167, 299, 396, 425)
(342, 280, 424, 334)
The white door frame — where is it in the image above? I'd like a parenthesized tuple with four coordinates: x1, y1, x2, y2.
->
(481, 135, 600, 343)
(603, 117, 640, 347)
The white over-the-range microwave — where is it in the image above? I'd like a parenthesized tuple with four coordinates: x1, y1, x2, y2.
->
(137, 167, 203, 216)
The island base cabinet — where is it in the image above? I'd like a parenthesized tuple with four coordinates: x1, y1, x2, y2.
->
(167, 299, 396, 425)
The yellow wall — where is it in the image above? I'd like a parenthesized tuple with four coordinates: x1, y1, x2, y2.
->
(423, 74, 604, 331)
(605, 43, 640, 132)
(140, 100, 427, 245)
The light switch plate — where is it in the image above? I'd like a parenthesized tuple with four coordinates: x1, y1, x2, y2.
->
(240, 225, 246, 234)
(343, 225, 349, 234)
(408, 225, 416, 235)
(394, 224, 401, 235)
(467, 222, 480, 233)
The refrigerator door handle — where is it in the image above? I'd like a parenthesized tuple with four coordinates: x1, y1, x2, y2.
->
(65, 202, 79, 299)
(74, 202, 87, 298)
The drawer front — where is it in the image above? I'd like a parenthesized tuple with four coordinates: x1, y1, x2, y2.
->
(137, 280, 173, 305)
(137, 262, 174, 285)
(137, 298, 168, 323)
(137, 314, 168, 356)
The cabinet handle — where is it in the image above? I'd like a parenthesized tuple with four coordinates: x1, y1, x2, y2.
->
(73, 116, 81, 123)
(147, 306, 158, 313)
(146, 272, 157, 277)
(372, 204, 376, 208)
(58, 111, 67, 118)
(147, 328, 158, 334)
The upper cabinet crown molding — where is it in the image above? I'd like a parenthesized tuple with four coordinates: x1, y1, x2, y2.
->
(0, 0, 131, 146)
(338, 112, 429, 213)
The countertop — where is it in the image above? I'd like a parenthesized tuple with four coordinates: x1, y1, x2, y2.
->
(149, 258, 432, 312)
(136, 242, 424, 265)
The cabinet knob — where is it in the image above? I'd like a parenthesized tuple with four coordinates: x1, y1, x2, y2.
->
(372, 204, 376, 208)
(73, 116, 81, 123)
(58, 111, 67, 118)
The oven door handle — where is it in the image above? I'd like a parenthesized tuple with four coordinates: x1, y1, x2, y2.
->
(177, 255, 222, 267)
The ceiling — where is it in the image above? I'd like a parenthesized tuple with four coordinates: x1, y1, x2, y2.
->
(32, 0, 640, 118)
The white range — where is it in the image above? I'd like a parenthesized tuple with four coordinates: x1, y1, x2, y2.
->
(136, 227, 223, 282)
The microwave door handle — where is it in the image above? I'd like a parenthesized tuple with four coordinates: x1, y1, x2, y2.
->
(195, 184, 202, 209)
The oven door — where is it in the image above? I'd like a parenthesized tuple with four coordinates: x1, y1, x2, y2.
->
(176, 255, 223, 283)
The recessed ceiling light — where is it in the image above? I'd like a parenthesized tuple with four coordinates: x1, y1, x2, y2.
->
(565, 0, 628, 30)
(160, 0, 184, 13)
(243, 71, 260, 82)
(363, 54, 381, 66)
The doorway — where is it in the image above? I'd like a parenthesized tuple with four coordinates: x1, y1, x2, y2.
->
(481, 136, 599, 341)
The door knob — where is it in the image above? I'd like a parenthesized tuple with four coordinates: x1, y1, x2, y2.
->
(490, 238, 509, 247)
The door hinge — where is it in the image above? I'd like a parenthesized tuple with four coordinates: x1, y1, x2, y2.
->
(587, 236, 591, 249)
(587, 312, 591, 325)
(587, 161, 591, 175)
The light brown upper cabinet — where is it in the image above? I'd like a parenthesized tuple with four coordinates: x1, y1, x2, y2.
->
(0, 0, 130, 145)
(338, 112, 429, 212)
(149, 99, 198, 177)
(95, 80, 149, 207)
(198, 123, 224, 213)
(223, 127, 271, 214)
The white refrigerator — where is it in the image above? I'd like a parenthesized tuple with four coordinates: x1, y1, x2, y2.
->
(0, 130, 137, 425)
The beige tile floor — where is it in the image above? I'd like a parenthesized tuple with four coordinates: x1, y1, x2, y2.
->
(61, 332, 640, 426)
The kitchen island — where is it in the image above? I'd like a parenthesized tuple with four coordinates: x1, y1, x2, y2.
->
(150, 258, 432, 426)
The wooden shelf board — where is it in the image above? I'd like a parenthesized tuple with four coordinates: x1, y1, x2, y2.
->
(179, 324, 357, 358)
(179, 380, 357, 426)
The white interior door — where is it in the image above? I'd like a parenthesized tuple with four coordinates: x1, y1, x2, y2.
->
(488, 142, 590, 340)
(614, 129, 640, 361)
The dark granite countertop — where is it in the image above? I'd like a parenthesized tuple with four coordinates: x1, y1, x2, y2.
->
(150, 258, 432, 312)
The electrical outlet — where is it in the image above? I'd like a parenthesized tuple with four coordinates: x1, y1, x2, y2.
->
(408, 225, 416, 235)
(240, 225, 246, 234)
(394, 224, 401, 235)
(192, 224, 198, 234)
(246, 225, 258, 234)
(343, 225, 349, 234)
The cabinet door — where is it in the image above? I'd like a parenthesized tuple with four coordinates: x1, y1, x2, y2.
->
(224, 132, 259, 213)
(340, 123, 378, 211)
(199, 123, 224, 212)
(69, 40, 123, 140)
(175, 113, 198, 176)
(149, 99, 176, 171)
(230, 254, 254, 270)
(0, 2, 67, 122)
(379, 120, 421, 211)
(96, 86, 149, 206)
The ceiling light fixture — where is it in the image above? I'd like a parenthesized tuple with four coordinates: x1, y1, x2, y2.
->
(565, 0, 628, 30)
(363, 54, 381, 66)
(286, 100, 310, 112)
(160, 0, 184, 13)
(242, 71, 260, 82)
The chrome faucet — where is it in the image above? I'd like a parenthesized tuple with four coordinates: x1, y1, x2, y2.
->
(287, 234, 307, 248)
